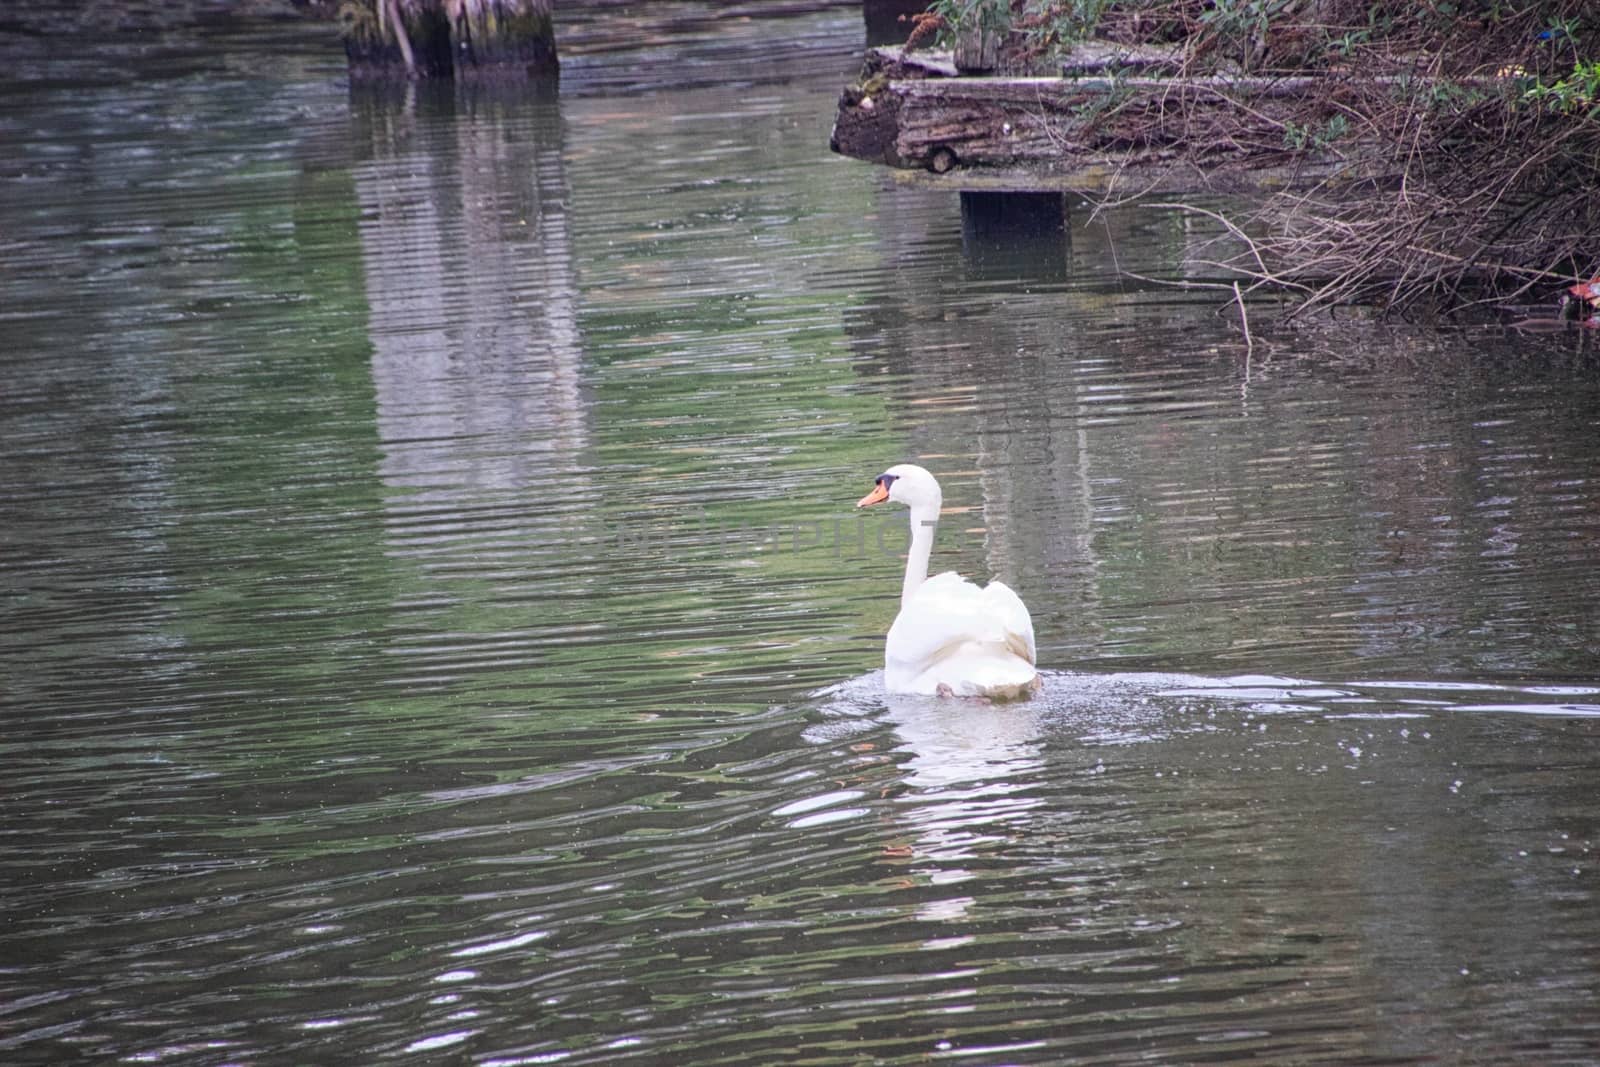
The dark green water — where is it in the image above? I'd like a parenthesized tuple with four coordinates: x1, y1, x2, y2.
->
(3, 5, 1598, 1064)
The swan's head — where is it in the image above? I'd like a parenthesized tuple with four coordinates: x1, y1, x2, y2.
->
(856, 463, 942, 513)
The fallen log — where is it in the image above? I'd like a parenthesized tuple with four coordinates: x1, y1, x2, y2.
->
(830, 45, 1394, 194)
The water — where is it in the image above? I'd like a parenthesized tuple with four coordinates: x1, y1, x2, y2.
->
(3, 5, 1599, 1064)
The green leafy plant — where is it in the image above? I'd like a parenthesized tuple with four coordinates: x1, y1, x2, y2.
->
(1522, 59, 1600, 115)
(1197, 0, 1289, 70)
(1014, 0, 1109, 56)
(926, 0, 1012, 45)
(1282, 113, 1350, 151)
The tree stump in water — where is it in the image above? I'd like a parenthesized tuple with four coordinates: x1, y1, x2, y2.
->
(343, 0, 557, 80)
(344, 0, 453, 79)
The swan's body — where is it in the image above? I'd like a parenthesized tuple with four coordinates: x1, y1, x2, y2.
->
(857, 464, 1040, 700)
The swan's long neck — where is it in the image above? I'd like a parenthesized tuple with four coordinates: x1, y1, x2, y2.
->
(902, 503, 938, 608)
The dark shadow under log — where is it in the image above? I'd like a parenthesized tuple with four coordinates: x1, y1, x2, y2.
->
(960, 191, 1068, 281)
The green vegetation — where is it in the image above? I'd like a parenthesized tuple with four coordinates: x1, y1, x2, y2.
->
(1522, 58, 1600, 113)
(1280, 113, 1348, 151)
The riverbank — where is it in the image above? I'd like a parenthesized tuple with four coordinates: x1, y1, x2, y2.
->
(831, 0, 1600, 316)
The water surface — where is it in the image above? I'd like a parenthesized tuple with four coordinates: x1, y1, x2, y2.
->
(3, 5, 1599, 1064)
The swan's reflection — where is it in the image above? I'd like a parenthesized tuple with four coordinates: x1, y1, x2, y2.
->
(801, 670, 1211, 928)
(884, 693, 1045, 793)
(879, 693, 1046, 924)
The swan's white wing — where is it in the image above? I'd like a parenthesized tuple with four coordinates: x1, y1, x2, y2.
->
(978, 579, 1036, 666)
(884, 572, 1038, 696)
(885, 572, 995, 668)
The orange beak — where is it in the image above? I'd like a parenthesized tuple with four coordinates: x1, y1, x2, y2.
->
(857, 482, 890, 508)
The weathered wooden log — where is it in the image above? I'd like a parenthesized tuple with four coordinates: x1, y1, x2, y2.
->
(1057, 41, 1181, 77)
(831, 45, 1392, 193)
(344, 0, 556, 80)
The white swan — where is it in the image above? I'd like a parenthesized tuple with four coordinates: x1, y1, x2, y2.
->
(856, 464, 1040, 700)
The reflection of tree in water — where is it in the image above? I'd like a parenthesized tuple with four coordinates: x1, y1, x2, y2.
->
(351, 85, 586, 561)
